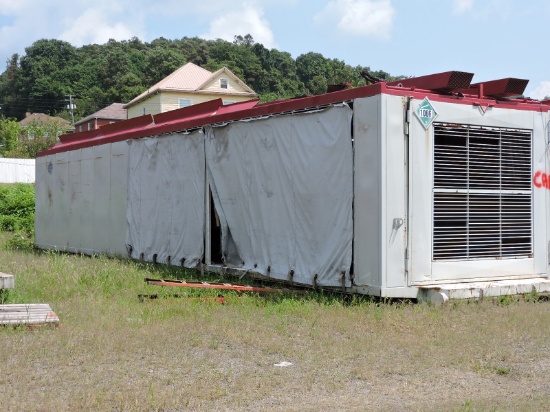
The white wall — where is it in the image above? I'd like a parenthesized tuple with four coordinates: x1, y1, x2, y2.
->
(0, 158, 35, 183)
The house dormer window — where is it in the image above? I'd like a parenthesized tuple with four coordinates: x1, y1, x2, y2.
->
(220, 78, 228, 89)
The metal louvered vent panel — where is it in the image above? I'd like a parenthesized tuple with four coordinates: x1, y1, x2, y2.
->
(433, 124, 532, 261)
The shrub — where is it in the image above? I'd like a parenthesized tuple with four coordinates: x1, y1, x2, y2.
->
(0, 184, 35, 235)
(5, 231, 34, 250)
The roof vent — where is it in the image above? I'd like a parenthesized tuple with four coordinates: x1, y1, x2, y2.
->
(478, 78, 528, 98)
(327, 83, 352, 93)
(387, 71, 474, 92)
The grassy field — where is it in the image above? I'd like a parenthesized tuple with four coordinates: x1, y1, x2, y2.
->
(1, 234, 550, 411)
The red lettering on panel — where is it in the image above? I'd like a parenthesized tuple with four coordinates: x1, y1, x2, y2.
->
(534, 171, 542, 188)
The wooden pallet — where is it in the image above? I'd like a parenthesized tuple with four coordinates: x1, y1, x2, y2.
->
(0, 304, 59, 326)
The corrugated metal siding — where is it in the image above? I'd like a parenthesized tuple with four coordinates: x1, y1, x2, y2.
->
(0, 158, 35, 183)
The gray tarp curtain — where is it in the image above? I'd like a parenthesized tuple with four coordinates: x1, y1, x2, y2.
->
(206, 105, 354, 287)
(126, 132, 205, 268)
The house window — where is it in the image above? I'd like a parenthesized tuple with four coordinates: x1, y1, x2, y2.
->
(179, 98, 192, 108)
(87, 123, 91, 131)
(223, 100, 235, 106)
(220, 78, 228, 89)
(143, 107, 146, 115)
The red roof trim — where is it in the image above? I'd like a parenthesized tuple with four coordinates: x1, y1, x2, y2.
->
(59, 115, 154, 144)
(154, 99, 223, 124)
(38, 75, 549, 158)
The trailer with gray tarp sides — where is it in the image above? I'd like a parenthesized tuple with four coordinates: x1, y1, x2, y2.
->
(35, 71, 550, 301)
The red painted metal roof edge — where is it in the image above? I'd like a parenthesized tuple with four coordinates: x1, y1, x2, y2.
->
(59, 114, 154, 143)
(38, 81, 550, 158)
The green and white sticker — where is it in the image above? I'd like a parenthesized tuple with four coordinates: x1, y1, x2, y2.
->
(415, 97, 437, 129)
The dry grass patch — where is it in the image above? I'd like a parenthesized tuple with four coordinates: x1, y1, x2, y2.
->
(1, 238, 550, 411)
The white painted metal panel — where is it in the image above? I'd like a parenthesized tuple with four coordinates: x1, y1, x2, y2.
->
(532, 110, 550, 278)
(353, 96, 382, 289)
(382, 95, 409, 289)
(545, 110, 550, 279)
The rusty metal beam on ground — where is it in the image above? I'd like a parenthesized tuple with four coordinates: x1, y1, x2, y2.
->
(138, 294, 227, 304)
(144, 278, 307, 294)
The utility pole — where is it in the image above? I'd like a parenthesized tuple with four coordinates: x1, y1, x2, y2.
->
(66, 95, 76, 126)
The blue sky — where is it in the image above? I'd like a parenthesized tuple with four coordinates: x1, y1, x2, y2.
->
(1, 0, 549, 98)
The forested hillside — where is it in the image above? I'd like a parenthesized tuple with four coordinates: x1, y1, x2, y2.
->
(0, 35, 398, 123)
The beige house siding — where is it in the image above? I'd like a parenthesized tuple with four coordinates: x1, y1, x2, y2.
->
(202, 75, 249, 94)
(127, 93, 162, 119)
(160, 92, 252, 113)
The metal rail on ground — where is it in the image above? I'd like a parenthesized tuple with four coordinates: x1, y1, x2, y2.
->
(144, 277, 307, 295)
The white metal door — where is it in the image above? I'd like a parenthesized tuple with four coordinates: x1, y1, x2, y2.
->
(408, 98, 536, 285)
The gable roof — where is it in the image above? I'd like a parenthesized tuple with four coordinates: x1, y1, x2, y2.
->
(124, 62, 256, 108)
(19, 112, 71, 127)
(74, 103, 127, 126)
(197, 66, 256, 94)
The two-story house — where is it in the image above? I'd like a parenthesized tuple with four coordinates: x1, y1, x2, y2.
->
(124, 63, 256, 119)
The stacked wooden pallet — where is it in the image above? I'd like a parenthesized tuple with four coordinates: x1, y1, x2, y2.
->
(0, 304, 60, 326)
(0, 272, 59, 327)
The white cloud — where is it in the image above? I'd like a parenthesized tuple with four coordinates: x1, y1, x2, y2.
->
(0, 0, 146, 68)
(528, 81, 550, 100)
(59, 8, 142, 46)
(454, 0, 475, 14)
(314, 0, 395, 39)
(201, 5, 276, 48)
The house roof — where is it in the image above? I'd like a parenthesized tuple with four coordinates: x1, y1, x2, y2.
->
(74, 103, 127, 126)
(124, 62, 256, 108)
(198, 67, 256, 95)
(20, 113, 71, 127)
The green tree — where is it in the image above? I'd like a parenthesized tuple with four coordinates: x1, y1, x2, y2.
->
(144, 48, 186, 85)
(0, 118, 22, 156)
(233, 34, 255, 47)
(0, 34, 400, 123)
(4, 119, 70, 159)
(0, 54, 24, 119)
(296, 52, 331, 94)
(19, 39, 77, 115)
